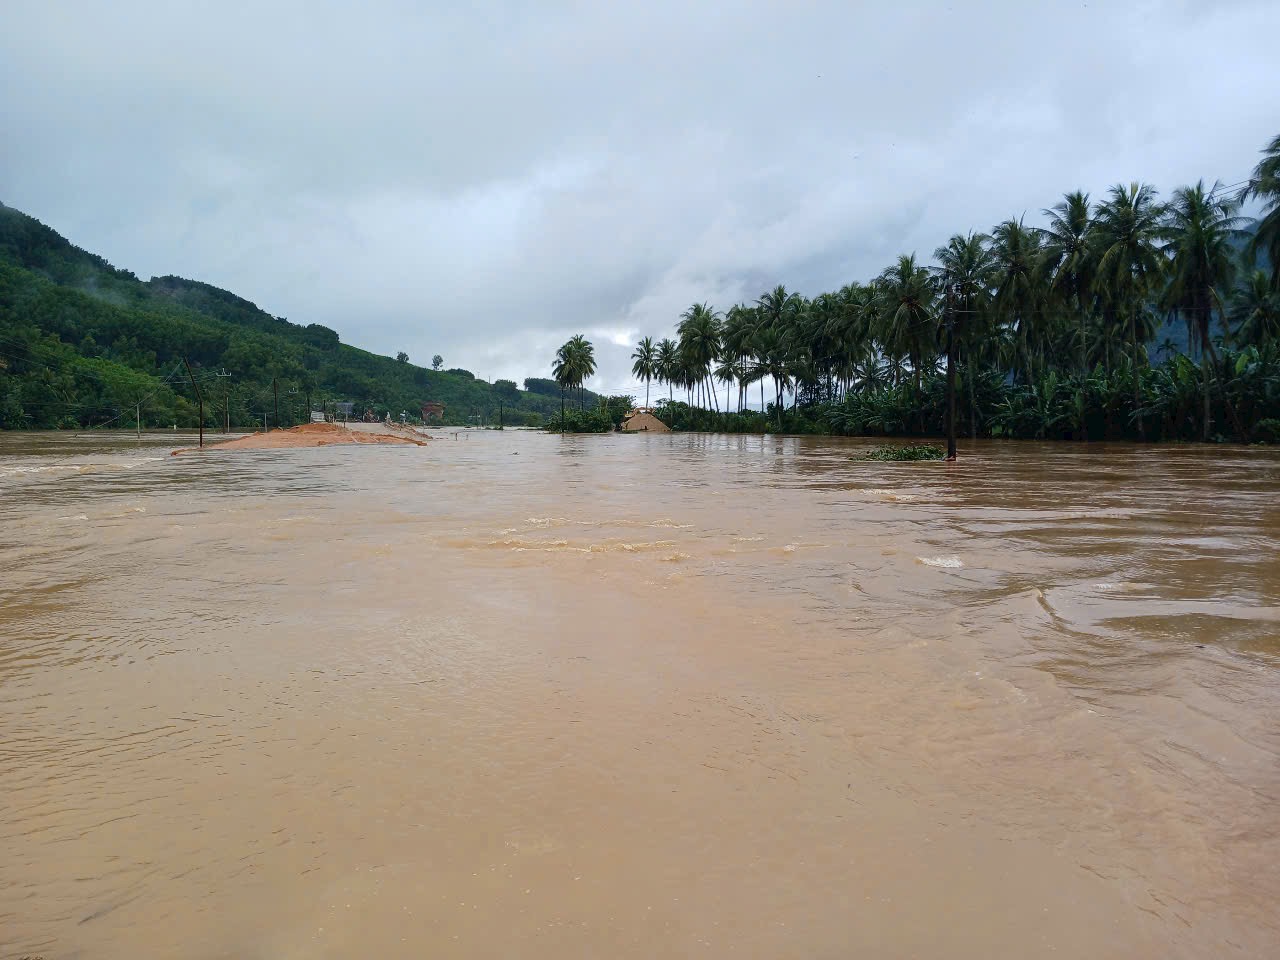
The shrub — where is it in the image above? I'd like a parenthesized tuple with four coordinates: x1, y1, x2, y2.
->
(858, 444, 945, 461)
(543, 408, 614, 433)
(1253, 419, 1280, 443)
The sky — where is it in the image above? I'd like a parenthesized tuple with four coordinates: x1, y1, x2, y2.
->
(2, 0, 1278, 398)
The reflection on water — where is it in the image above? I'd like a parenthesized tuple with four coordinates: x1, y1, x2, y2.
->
(1, 429, 1278, 958)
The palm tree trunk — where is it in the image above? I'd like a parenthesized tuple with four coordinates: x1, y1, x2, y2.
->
(645, 378, 650, 407)
(1076, 288, 1088, 375)
(967, 361, 978, 439)
(1080, 313, 1088, 375)
(1200, 315, 1211, 442)
(1131, 309, 1144, 441)
(1022, 321, 1034, 386)
(914, 366, 924, 434)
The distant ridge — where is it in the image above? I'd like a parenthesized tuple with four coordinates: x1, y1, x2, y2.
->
(0, 202, 595, 429)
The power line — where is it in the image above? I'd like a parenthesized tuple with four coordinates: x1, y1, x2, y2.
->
(80, 361, 187, 430)
(0, 359, 186, 432)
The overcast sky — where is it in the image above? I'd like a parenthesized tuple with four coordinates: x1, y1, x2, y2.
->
(2, 1, 1278, 397)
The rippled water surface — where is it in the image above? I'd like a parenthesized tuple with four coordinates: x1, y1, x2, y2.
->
(2, 429, 1278, 958)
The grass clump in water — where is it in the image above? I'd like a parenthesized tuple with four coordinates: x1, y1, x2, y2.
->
(858, 444, 945, 462)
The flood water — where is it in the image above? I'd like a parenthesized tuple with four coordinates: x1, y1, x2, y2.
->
(2, 429, 1278, 958)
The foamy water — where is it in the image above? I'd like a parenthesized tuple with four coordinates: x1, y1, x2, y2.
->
(917, 554, 964, 568)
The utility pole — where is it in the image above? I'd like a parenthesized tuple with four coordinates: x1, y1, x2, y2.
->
(272, 377, 279, 431)
(183, 357, 204, 448)
(944, 282, 959, 462)
(215, 370, 231, 432)
(136, 401, 142, 439)
(211, 371, 231, 435)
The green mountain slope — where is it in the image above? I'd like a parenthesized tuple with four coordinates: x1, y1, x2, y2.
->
(0, 201, 596, 429)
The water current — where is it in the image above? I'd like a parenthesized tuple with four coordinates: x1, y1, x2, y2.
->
(1, 429, 1277, 958)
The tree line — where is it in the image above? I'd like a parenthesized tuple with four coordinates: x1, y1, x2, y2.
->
(615, 132, 1280, 442)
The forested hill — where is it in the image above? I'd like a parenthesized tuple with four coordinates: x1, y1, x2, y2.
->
(0, 201, 595, 429)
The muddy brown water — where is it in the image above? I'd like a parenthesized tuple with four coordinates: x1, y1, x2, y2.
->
(1, 429, 1277, 959)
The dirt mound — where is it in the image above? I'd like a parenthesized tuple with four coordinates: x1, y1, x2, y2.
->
(173, 422, 429, 454)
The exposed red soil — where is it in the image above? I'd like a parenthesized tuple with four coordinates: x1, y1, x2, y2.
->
(172, 422, 429, 454)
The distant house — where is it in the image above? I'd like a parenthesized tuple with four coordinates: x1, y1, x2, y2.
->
(421, 401, 446, 422)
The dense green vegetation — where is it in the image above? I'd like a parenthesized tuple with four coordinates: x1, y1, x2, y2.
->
(542, 395, 635, 434)
(622, 132, 1280, 443)
(0, 203, 594, 430)
(546, 335, 600, 431)
(859, 445, 946, 462)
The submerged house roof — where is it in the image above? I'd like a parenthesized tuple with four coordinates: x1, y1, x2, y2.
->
(621, 410, 670, 433)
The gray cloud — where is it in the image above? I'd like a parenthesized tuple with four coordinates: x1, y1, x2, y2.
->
(2, 0, 1277, 395)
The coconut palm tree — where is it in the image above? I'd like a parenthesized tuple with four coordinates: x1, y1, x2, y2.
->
(714, 357, 745, 411)
(570, 335, 597, 409)
(1093, 182, 1165, 435)
(750, 327, 790, 426)
(1161, 180, 1246, 439)
(656, 337, 678, 402)
(989, 217, 1046, 383)
(849, 344, 888, 393)
(631, 336, 657, 407)
(822, 283, 870, 401)
(800, 292, 839, 402)
(721, 305, 758, 410)
(755, 285, 802, 410)
(552, 334, 596, 421)
(551, 341, 573, 429)
(1039, 191, 1097, 373)
(875, 254, 937, 418)
(677, 302, 722, 410)
(756, 284, 801, 330)
(1230, 269, 1280, 345)
(933, 232, 995, 437)
(1241, 133, 1280, 291)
